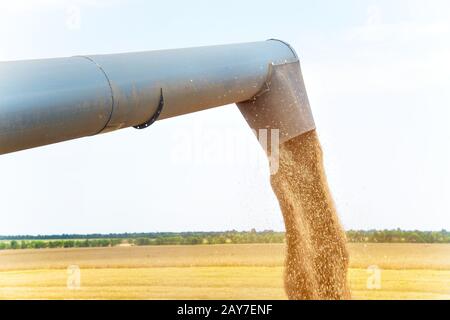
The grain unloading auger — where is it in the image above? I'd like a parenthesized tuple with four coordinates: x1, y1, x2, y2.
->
(0, 40, 315, 155)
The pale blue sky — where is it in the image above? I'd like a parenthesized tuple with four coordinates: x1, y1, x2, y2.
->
(0, 0, 449, 234)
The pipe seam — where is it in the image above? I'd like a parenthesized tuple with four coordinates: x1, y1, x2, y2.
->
(267, 39, 299, 61)
(246, 59, 299, 102)
(74, 55, 115, 135)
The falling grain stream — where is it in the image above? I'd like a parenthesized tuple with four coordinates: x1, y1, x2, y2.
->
(270, 130, 350, 299)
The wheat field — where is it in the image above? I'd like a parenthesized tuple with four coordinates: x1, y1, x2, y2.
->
(0, 243, 449, 300)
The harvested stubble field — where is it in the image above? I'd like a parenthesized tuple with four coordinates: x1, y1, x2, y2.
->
(0, 243, 449, 300)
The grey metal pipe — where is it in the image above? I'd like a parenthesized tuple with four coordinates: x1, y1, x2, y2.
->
(0, 40, 315, 155)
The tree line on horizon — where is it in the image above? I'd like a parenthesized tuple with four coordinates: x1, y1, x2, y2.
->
(0, 229, 449, 250)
